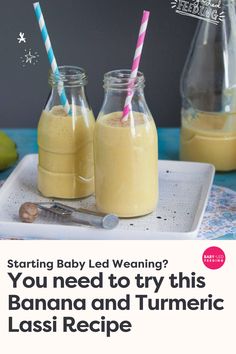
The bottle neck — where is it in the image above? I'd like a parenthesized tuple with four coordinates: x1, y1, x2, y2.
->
(48, 65, 88, 88)
(103, 69, 145, 93)
(99, 70, 152, 118)
(180, 0, 236, 113)
(45, 66, 90, 112)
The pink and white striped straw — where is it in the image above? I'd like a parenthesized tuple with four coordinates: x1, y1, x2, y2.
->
(121, 10, 150, 123)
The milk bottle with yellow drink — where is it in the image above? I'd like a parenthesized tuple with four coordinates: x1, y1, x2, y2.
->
(180, 1, 236, 171)
(94, 70, 158, 217)
(38, 66, 95, 198)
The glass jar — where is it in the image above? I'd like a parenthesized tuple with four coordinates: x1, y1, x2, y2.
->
(38, 66, 95, 199)
(94, 69, 158, 218)
(180, 0, 236, 171)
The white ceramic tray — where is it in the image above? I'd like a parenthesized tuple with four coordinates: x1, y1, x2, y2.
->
(0, 155, 215, 240)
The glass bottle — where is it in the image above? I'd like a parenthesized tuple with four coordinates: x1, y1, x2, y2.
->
(38, 66, 95, 199)
(180, 0, 236, 171)
(94, 69, 158, 217)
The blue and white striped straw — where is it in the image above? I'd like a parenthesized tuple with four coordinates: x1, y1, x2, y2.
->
(33, 2, 72, 115)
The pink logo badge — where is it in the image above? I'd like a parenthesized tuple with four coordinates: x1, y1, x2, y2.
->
(202, 247, 226, 270)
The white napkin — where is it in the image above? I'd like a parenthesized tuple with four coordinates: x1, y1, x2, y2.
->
(198, 185, 236, 239)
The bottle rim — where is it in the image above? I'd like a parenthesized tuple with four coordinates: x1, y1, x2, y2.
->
(103, 69, 145, 90)
(48, 65, 88, 87)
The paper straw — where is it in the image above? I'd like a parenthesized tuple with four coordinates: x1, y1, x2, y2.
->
(33, 2, 72, 115)
(121, 10, 150, 122)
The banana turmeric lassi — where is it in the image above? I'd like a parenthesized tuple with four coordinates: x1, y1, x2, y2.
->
(180, 111, 236, 171)
(94, 111, 158, 217)
(38, 105, 95, 198)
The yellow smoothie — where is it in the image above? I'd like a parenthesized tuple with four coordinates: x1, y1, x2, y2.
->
(180, 111, 236, 171)
(38, 105, 95, 198)
(94, 112, 158, 217)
